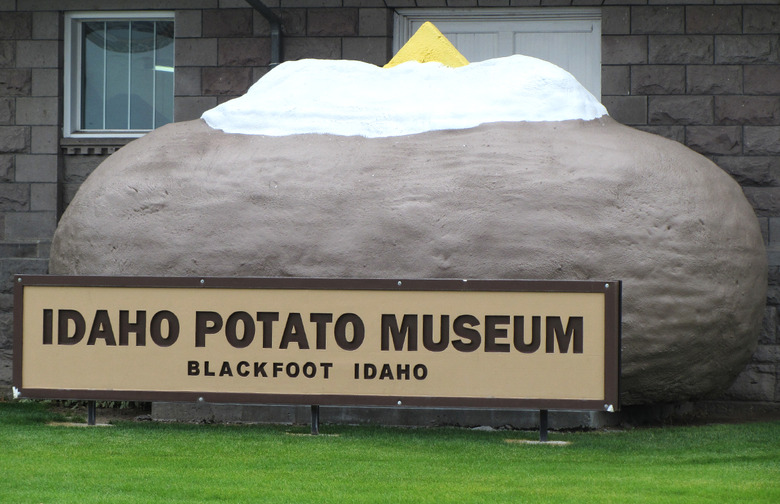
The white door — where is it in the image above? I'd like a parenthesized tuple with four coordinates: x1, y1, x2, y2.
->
(393, 8, 602, 99)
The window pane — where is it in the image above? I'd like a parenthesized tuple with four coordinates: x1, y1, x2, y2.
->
(82, 21, 105, 130)
(129, 21, 155, 130)
(154, 21, 174, 128)
(75, 16, 174, 133)
(104, 21, 131, 130)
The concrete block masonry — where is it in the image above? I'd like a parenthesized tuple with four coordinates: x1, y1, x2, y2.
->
(715, 36, 780, 65)
(685, 126, 742, 156)
(0, 69, 31, 96)
(648, 35, 713, 64)
(687, 65, 742, 95)
(307, 8, 359, 37)
(649, 96, 713, 125)
(630, 66, 685, 95)
(745, 127, 780, 156)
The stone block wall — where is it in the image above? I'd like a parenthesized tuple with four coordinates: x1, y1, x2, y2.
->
(175, 0, 393, 121)
(1, 0, 778, 414)
(599, 3, 780, 406)
(0, 7, 58, 387)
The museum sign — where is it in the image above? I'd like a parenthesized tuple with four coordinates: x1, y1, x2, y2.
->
(14, 276, 620, 411)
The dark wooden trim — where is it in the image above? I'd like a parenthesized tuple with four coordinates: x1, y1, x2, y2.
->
(12, 276, 24, 396)
(14, 274, 614, 293)
(603, 281, 621, 411)
(15, 388, 611, 412)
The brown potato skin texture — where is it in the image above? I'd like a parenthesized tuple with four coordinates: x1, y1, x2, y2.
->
(51, 118, 767, 405)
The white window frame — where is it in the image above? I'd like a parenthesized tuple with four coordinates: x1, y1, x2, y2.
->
(64, 11, 175, 139)
(393, 8, 601, 99)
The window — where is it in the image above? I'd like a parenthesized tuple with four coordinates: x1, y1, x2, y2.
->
(64, 12, 174, 138)
(393, 8, 601, 99)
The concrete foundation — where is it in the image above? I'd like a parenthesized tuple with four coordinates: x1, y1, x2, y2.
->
(151, 402, 619, 430)
(151, 400, 780, 429)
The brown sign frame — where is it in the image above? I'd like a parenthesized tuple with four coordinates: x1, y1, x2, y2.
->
(14, 275, 621, 412)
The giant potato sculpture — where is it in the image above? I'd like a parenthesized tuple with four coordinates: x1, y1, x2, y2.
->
(50, 53, 766, 405)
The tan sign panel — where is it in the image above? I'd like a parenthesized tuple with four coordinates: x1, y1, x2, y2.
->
(14, 276, 620, 411)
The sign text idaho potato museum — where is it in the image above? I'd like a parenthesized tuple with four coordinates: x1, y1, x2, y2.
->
(14, 276, 620, 411)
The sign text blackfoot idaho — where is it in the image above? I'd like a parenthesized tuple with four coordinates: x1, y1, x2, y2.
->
(14, 276, 620, 411)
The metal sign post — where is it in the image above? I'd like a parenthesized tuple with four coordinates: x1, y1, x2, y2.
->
(311, 405, 320, 435)
(87, 401, 96, 426)
(539, 409, 548, 442)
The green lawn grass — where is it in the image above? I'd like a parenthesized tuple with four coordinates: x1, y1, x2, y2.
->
(1, 401, 778, 503)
